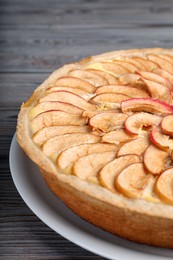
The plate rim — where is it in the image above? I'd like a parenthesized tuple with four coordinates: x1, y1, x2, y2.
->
(9, 134, 173, 260)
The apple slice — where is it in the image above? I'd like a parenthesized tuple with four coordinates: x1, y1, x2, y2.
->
(95, 85, 149, 98)
(119, 73, 142, 86)
(29, 101, 83, 120)
(68, 69, 108, 86)
(99, 154, 141, 192)
(112, 60, 139, 72)
(155, 167, 173, 204)
(125, 112, 162, 135)
(102, 129, 137, 144)
(57, 143, 119, 173)
(161, 115, 173, 137)
(72, 151, 116, 180)
(117, 136, 149, 157)
(152, 68, 173, 90)
(115, 163, 151, 199)
(149, 127, 173, 151)
(33, 125, 90, 146)
(141, 78, 172, 104)
(42, 133, 101, 156)
(121, 98, 173, 115)
(160, 54, 173, 64)
(47, 86, 88, 96)
(147, 54, 173, 73)
(86, 62, 130, 75)
(144, 145, 169, 175)
(39, 91, 96, 111)
(55, 76, 96, 93)
(86, 69, 118, 84)
(31, 110, 87, 133)
(133, 57, 159, 71)
(82, 109, 117, 119)
(125, 57, 147, 70)
(137, 71, 172, 89)
(89, 112, 128, 132)
(91, 93, 130, 105)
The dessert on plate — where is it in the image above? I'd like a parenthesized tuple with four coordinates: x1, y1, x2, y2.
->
(17, 48, 173, 248)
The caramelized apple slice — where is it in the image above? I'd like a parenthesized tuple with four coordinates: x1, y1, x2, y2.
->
(47, 86, 88, 96)
(39, 91, 96, 111)
(89, 112, 128, 132)
(112, 60, 139, 72)
(57, 143, 118, 173)
(55, 76, 96, 93)
(31, 110, 87, 133)
(119, 73, 145, 89)
(73, 151, 116, 180)
(68, 69, 108, 86)
(152, 68, 173, 89)
(141, 79, 172, 104)
(33, 125, 90, 146)
(91, 93, 130, 105)
(155, 167, 173, 204)
(29, 101, 83, 120)
(99, 154, 141, 192)
(137, 71, 172, 89)
(121, 98, 173, 115)
(149, 127, 173, 151)
(95, 85, 149, 98)
(115, 163, 151, 199)
(86, 69, 118, 84)
(86, 62, 130, 75)
(102, 129, 137, 144)
(144, 145, 169, 175)
(161, 115, 173, 137)
(42, 133, 101, 156)
(133, 57, 159, 71)
(117, 136, 149, 157)
(125, 112, 161, 135)
(147, 54, 173, 73)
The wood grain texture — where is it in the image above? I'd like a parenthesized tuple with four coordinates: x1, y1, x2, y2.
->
(1, 0, 173, 259)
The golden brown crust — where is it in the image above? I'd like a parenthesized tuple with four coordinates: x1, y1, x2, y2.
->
(17, 48, 173, 248)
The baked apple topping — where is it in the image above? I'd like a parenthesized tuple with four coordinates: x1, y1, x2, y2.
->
(24, 50, 173, 206)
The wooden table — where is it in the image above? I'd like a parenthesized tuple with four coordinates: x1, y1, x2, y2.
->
(1, 0, 173, 259)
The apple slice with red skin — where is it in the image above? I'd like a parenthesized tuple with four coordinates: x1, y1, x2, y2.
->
(42, 133, 101, 156)
(73, 151, 116, 180)
(102, 129, 137, 144)
(117, 136, 150, 157)
(137, 71, 172, 89)
(91, 93, 130, 105)
(133, 57, 159, 71)
(141, 78, 172, 104)
(89, 112, 128, 133)
(152, 68, 173, 90)
(125, 112, 162, 135)
(33, 125, 90, 146)
(86, 69, 118, 84)
(161, 114, 173, 137)
(31, 110, 87, 134)
(115, 162, 152, 199)
(99, 154, 141, 192)
(68, 69, 108, 86)
(95, 85, 149, 98)
(29, 101, 83, 120)
(147, 54, 173, 73)
(57, 143, 119, 173)
(121, 98, 173, 115)
(55, 76, 96, 93)
(144, 145, 169, 175)
(39, 91, 96, 111)
(154, 167, 173, 205)
(149, 126, 173, 151)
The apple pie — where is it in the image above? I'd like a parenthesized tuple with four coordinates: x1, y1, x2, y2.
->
(17, 48, 173, 248)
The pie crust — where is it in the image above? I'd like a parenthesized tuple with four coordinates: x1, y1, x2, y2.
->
(17, 48, 173, 248)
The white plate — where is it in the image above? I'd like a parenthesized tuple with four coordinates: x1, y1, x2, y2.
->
(9, 134, 173, 260)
